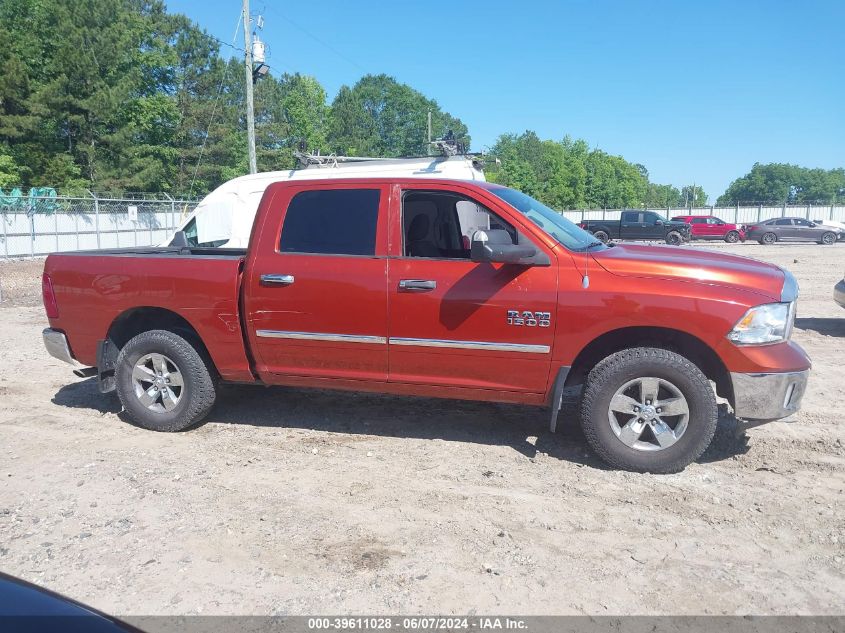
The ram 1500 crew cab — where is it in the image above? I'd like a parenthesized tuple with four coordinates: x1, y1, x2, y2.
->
(42, 178, 811, 473)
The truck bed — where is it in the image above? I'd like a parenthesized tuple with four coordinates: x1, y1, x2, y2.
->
(43, 247, 253, 382)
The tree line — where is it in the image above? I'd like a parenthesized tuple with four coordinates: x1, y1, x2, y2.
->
(0, 0, 841, 208)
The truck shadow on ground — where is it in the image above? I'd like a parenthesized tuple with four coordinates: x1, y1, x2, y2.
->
(795, 317, 845, 337)
(52, 379, 749, 469)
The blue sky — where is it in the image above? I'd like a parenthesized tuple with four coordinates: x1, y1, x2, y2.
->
(166, 0, 844, 201)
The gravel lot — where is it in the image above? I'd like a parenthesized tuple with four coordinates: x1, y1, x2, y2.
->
(1, 243, 843, 616)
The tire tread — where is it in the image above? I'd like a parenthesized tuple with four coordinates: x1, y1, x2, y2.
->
(579, 347, 718, 473)
(115, 330, 216, 432)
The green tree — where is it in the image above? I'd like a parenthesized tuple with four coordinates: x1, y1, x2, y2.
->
(717, 163, 845, 205)
(0, 152, 22, 188)
(644, 183, 682, 207)
(327, 74, 469, 157)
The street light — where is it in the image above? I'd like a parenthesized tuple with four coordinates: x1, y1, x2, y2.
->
(252, 62, 269, 83)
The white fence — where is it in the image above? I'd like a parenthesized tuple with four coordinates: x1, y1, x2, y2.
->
(560, 204, 845, 225)
(1, 196, 197, 258)
(3, 198, 845, 259)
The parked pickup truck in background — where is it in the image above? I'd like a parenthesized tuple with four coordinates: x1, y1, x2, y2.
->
(42, 178, 810, 473)
(671, 215, 746, 243)
(578, 210, 691, 245)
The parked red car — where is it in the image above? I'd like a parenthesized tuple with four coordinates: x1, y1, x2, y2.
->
(41, 178, 810, 473)
(671, 215, 746, 243)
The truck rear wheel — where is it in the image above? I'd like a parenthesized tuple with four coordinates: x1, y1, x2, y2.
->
(115, 330, 217, 432)
(593, 230, 609, 243)
(579, 347, 718, 473)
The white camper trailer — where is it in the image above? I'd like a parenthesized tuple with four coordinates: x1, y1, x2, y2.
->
(176, 155, 486, 248)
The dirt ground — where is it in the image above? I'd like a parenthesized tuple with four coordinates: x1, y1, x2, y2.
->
(0, 243, 843, 617)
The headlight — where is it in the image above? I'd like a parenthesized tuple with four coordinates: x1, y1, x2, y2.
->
(728, 302, 795, 345)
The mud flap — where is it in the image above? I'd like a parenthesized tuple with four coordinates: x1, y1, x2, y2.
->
(548, 366, 570, 433)
(96, 339, 118, 394)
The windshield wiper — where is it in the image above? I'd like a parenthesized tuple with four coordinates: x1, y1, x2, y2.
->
(572, 240, 605, 252)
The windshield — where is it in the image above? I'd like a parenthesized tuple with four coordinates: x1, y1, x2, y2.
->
(488, 186, 603, 251)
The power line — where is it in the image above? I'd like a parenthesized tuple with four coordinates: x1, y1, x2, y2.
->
(188, 12, 244, 199)
(262, 5, 366, 72)
(208, 34, 245, 54)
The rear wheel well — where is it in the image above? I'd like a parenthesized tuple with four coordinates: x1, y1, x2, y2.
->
(565, 327, 733, 405)
(106, 307, 216, 375)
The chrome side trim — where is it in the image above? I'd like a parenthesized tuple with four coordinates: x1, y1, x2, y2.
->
(389, 337, 550, 354)
(43, 328, 78, 366)
(256, 330, 387, 344)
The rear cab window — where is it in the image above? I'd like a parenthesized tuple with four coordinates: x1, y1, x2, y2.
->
(279, 189, 380, 256)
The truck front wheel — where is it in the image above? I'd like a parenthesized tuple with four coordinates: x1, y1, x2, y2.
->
(665, 231, 683, 245)
(579, 347, 718, 473)
(115, 330, 217, 432)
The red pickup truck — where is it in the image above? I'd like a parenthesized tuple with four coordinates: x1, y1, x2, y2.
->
(41, 178, 810, 473)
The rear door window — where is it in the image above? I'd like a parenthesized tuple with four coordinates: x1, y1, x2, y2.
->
(279, 189, 380, 256)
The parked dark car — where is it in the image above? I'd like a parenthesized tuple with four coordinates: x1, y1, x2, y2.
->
(745, 217, 841, 245)
(579, 210, 691, 244)
(0, 571, 141, 632)
(835, 273, 845, 309)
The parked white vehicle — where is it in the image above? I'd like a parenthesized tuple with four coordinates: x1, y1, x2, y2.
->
(172, 155, 486, 248)
(813, 219, 845, 240)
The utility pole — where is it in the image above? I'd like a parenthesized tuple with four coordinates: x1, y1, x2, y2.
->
(242, 0, 257, 174)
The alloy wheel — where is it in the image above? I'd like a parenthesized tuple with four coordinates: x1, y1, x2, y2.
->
(132, 353, 184, 412)
(607, 377, 690, 451)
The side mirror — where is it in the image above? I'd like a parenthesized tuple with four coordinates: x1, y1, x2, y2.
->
(655, 219, 664, 226)
(170, 230, 189, 247)
(809, 222, 817, 227)
(470, 229, 539, 265)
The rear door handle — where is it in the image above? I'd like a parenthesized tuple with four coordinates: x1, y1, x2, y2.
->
(260, 274, 295, 287)
(398, 279, 436, 292)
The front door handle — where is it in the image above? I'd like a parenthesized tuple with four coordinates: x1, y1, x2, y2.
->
(260, 274, 295, 287)
(398, 279, 437, 292)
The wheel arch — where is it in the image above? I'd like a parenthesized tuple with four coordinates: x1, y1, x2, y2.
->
(106, 306, 216, 375)
(564, 326, 733, 405)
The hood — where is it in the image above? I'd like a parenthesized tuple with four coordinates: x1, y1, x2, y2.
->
(590, 243, 785, 301)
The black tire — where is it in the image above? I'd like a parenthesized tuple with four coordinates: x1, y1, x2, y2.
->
(665, 230, 683, 245)
(724, 230, 740, 243)
(820, 231, 836, 245)
(593, 230, 609, 243)
(761, 232, 777, 245)
(115, 330, 217, 432)
(579, 347, 718, 473)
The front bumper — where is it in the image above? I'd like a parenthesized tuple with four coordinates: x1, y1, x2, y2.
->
(731, 369, 809, 421)
(43, 328, 77, 366)
(835, 279, 845, 308)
